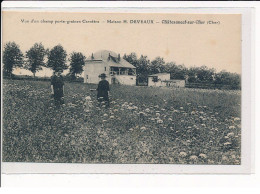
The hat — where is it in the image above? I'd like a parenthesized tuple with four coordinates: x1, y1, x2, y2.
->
(99, 73, 107, 78)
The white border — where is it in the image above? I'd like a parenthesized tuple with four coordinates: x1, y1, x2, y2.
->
(1, 3, 254, 175)
(0, 1, 258, 8)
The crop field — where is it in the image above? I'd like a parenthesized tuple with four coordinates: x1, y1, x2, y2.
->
(2, 79, 241, 164)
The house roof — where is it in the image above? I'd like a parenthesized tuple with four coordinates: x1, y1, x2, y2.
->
(86, 50, 136, 69)
(148, 73, 170, 77)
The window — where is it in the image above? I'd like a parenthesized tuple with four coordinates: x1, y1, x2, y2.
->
(86, 75, 88, 79)
(104, 67, 106, 71)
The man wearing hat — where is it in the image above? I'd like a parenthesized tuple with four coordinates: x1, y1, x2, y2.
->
(51, 69, 65, 107)
(97, 73, 110, 108)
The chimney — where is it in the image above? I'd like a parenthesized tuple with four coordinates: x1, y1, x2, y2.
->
(118, 54, 120, 61)
(108, 53, 111, 60)
(91, 53, 94, 60)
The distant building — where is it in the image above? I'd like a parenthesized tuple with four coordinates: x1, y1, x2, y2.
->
(148, 73, 185, 88)
(83, 50, 136, 85)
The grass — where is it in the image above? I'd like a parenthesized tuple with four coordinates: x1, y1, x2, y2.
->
(2, 79, 241, 164)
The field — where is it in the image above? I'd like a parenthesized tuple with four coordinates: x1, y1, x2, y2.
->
(2, 79, 241, 164)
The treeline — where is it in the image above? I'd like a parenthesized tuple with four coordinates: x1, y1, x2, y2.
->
(3, 42, 241, 89)
(123, 53, 241, 89)
(3, 42, 85, 80)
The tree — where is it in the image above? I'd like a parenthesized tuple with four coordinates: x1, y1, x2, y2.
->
(164, 62, 176, 73)
(186, 67, 199, 83)
(137, 55, 150, 74)
(124, 53, 151, 84)
(216, 71, 241, 89)
(165, 62, 187, 80)
(136, 55, 150, 83)
(165, 62, 185, 79)
(123, 53, 138, 67)
(69, 52, 86, 79)
(3, 42, 24, 77)
(196, 65, 215, 82)
(149, 57, 165, 74)
(25, 43, 46, 77)
(47, 45, 67, 72)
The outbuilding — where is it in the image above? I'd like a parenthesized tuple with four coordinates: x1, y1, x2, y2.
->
(148, 73, 185, 88)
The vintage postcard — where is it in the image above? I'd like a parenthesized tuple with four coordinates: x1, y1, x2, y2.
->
(1, 7, 253, 174)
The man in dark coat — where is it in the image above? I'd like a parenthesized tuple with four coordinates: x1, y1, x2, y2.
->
(97, 73, 110, 108)
(51, 70, 65, 107)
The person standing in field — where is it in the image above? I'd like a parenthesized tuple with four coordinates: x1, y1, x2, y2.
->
(51, 69, 65, 107)
(97, 73, 110, 108)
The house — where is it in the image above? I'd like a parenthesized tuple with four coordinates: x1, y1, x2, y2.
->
(83, 50, 136, 85)
(148, 73, 185, 88)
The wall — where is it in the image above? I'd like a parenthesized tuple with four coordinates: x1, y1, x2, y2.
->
(84, 61, 109, 84)
(114, 75, 136, 86)
(148, 77, 167, 87)
(148, 74, 171, 87)
(84, 62, 136, 85)
(166, 80, 185, 88)
(148, 77, 185, 88)
(157, 74, 170, 81)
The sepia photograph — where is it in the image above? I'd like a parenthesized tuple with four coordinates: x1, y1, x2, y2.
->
(1, 8, 251, 174)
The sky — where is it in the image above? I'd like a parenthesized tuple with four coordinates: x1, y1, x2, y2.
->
(3, 11, 241, 77)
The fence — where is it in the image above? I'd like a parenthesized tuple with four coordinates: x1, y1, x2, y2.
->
(185, 82, 241, 90)
(136, 81, 240, 90)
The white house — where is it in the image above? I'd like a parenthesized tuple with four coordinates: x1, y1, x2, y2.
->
(84, 50, 136, 85)
(148, 73, 185, 88)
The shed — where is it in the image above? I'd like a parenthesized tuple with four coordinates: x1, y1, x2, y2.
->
(148, 73, 185, 88)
